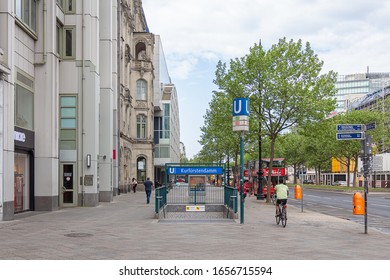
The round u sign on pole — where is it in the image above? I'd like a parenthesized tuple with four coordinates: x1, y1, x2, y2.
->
(232, 98, 249, 225)
(232, 98, 249, 132)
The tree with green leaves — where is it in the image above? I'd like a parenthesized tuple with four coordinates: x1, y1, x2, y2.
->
(244, 38, 337, 201)
(279, 132, 306, 184)
(203, 38, 337, 202)
(198, 90, 240, 163)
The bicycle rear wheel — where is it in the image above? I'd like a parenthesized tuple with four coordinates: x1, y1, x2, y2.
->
(275, 207, 281, 224)
(281, 207, 287, 227)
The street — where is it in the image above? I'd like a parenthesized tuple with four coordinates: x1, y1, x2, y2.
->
(289, 188, 390, 234)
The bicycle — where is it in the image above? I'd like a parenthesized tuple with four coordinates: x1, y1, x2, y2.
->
(275, 202, 287, 227)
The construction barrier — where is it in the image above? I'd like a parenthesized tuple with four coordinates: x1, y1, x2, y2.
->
(294, 185, 302, 199)
(353, 192, 364, 215)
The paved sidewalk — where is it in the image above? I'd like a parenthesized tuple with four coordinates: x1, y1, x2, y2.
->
(0, 191, 389, 260)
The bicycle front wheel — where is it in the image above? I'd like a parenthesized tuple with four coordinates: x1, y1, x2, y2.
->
(271, 194, 277, 205)
(281, 207, 287, 227)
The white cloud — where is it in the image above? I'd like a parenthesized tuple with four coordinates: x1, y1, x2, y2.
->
(142, 0, 390, 157)
(144, 0, 390, 74)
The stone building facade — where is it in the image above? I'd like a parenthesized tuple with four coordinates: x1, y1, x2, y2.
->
(119, 0, 155, 192)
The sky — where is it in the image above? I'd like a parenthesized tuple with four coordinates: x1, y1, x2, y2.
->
(142, 0, 390, 159)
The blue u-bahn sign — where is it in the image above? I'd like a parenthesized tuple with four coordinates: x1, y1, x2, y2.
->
(232, 98, 249, 116)
(167, 166, 224, 175)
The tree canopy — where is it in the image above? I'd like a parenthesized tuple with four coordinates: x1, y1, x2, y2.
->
(200, 37, 338, 201)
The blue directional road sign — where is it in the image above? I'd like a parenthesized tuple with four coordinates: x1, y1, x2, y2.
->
(336, 132, 365, 140)
(365, 122, 376, 131)
(336, 124, 363, 132)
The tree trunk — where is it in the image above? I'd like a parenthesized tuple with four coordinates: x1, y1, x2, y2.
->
(267, 137, 276, 203)
(353, 154, 358, 188)
(293, 164, 297, 184)
(346, 157, 351, 187)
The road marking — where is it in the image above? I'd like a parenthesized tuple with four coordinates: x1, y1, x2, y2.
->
(371, 203, 390, 208)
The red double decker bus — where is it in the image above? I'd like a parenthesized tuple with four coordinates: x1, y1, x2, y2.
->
(261, 158, 286, 178)
(248, 158, 287, 197)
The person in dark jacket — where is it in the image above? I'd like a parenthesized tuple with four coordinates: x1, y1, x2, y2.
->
(144, 177, 153, 204)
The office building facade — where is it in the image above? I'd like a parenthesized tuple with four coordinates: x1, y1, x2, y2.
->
(0, 0, 179, 221)
(153, 36, 180, 184)
(335, 72, 390, 113)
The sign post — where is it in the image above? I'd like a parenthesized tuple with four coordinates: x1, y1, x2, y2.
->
(336, 123, 375, 234)
(233, 98, 249, 224)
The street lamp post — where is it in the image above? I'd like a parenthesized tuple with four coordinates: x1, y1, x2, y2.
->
(257, 105, 263, 200)
(257, 40, 263, 200)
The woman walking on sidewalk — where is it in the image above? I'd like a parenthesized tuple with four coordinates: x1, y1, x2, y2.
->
(132, 178, 137, 193)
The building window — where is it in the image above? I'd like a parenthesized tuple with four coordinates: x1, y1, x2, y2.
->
(62, 26, 75, 59)
(156, 145, 170, 158)
(135, 42, 146, 60)
(154, 116, 162, 144)
(15, 70, 34, 131)
(15, 0, 37, 32)
(14, 152, 30, 213)
(163, 103, 170, 139)
(137, 114, 147, 139)
(56, 22, 62, 56)
(136, 79, 147, 100)
(60, 95, 77, 150)
(137, 157, 146, 182)
(57, 0, 75, 13)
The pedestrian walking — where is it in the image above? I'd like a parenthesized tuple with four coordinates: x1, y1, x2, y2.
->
(132, 178, 137, 193)
(144, 177, 153, 204)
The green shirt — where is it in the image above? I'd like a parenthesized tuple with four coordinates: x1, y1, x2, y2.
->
(275, 183, 289, 199)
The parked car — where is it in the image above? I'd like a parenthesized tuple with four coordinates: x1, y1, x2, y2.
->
(333, 181, 347, 186)
(303, 179, 314, 184)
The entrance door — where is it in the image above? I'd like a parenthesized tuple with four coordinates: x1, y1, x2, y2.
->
(60, 163, 77, 207)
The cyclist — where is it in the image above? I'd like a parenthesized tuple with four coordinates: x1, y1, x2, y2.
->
(275, 178, 289, 216)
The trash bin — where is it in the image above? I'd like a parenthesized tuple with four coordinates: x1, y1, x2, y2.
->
(294, 185, 302, 199)
(353, 192, 364, 215)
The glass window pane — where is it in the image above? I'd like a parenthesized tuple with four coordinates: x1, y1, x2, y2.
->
(15, 84, 34, 130)
(68, 0, 73, 12)
(60, 129, 76, 139)
(160, 146, 170, 158)
(61, 96, 76, 106)
(31, 0, 36, 31)
(23, 0, 29, 25)
(57, 25, 61, 54)
(136, 80, 147, 100)
(65, 29, 73, 57)
(61, 119, 76, 129)
(61, 108, 76, 118)
(17, 72, 33, 89)
(15, 0, 22, 18)
(60, 140, 76, 150)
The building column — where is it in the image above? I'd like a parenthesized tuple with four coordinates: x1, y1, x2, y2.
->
(98, 0, 114, 201)
(0, 0, 15, 220)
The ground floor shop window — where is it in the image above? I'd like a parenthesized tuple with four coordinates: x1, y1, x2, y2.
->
(14, 152, 30, 212)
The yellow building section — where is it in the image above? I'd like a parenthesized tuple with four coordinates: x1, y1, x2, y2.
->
(331, 157, 356, 173)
